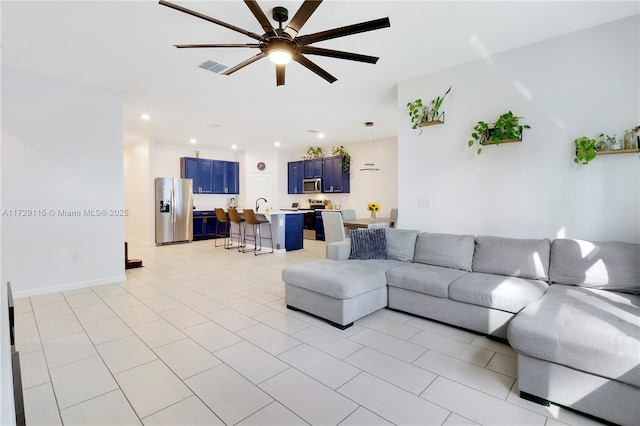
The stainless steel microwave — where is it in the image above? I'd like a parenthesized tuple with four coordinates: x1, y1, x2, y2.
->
(303, 178, 322, 193)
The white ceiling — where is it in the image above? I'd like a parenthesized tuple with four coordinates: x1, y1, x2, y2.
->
(2, 1, 638, 151)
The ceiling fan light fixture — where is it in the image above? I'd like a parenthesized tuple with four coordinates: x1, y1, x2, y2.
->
(268, 49, 292, 64)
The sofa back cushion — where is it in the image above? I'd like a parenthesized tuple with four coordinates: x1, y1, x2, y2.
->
(385, 228, 419, 262)
(472, 236, 551, 281)
(413, 233, 475, 271)
(550, 239, 640, 293)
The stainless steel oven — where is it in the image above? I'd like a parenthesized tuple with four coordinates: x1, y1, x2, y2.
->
(302, 200, 325, 239)
(302, 178, 322, 194)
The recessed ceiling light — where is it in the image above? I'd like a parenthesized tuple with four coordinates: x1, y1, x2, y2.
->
(190, 138, 197, 144)
(274, 142, 281, 147)
(231, 144, 238, 150)
(141, 113, 150, 121)
(318, 133, 325, 139)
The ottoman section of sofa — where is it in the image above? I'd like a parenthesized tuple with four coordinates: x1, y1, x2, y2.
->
(282, 258, 402, 328)
(508, 284, 640, 387)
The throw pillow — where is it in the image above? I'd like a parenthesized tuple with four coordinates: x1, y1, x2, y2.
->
(349, 228, 389, 260)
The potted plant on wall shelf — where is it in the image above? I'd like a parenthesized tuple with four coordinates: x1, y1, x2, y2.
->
(574, 136, 597, 165)
(407, 86, 452, 133)
(468, 111, 530, 155)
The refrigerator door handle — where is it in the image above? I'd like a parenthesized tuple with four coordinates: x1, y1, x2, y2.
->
(171, 187, 176, 223)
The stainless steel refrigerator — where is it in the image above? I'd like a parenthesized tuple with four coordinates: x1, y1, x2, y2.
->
(155, 178, 193, 245)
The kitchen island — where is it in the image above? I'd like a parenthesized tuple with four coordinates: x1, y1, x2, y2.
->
(254, 210, 305, 251)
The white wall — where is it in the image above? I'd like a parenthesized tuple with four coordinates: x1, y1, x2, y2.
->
(124, 139, 151, 245)
(1, 66, 126, 297)
(398, 16, 640, 243)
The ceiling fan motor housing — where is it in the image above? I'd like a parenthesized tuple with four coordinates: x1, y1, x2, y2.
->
(272, 7, 289, 24)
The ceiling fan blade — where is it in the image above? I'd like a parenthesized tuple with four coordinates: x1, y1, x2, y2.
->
(294, 55, 337, 83)
(159, 0, 263, 41)
(175, 44, 260, 49)
(222, 52, 267, 76)
(297, 17, 390, 45)
(244, 0, 276, 35)
(284, 0, 323, 39)
(276, 64, 285, 86)
(300, 46, 379, 64)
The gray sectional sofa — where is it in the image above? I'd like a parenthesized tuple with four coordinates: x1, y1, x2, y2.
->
(282, 229, 640, 425)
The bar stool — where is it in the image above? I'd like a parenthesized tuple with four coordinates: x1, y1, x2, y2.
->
(242, 209, 274, 255)
(214, 208, 230, 248)
(227, 208, 245, 252)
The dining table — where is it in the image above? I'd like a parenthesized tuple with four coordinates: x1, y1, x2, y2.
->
(342, 217, 395, 231)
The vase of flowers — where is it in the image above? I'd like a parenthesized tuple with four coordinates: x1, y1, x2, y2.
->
(367, 202, 380, 220)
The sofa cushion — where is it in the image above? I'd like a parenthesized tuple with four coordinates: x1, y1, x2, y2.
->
(413, 233, 475, 271)
(472, 236, 551, 281)
(386, 263, 469, 298)
(349, 228, 389, 260)
(550, 239, 640, 293)
(449, 273, 548, 313)
(385, 228, 419, 262)
(282, 258, 403, 299)
(508, 285, 640, 387)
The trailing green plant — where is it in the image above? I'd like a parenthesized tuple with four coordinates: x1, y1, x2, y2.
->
(574, 136, 597, 165)
(468, 111, 530, 155)
(331, 145, 351, 173)
(407, 86, 452, 132)
(301, 146, 323, 160)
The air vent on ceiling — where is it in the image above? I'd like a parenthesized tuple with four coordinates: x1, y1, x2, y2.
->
(198, 60, 228, 74)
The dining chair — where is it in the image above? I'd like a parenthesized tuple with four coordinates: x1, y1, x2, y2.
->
(214, 208, 230, 248)
(340, 209, 356, 220)
(227, 208, 245, 252)
(321, 211, 346, 245)
(390, 208, 398, 228)
(340, 209, 356, 238)
(242, 209, 274, 255)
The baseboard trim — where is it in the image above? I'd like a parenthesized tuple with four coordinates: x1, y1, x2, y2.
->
(12, 274, 127, 298)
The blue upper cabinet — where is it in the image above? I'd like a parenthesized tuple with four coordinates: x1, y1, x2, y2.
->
(181, 157, 238, 194)
(304, 158, 323, 179)
(322, 156, 350, 193)
(225, 161, 239, 194)
(199, 159, 214, 193)
(181, 157, 213, 194)
(288, 161, 304, 194)
(213, 160, 239, 194)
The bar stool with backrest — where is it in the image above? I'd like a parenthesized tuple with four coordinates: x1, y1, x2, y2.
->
(227, 208, 245, 252)
(214, 208, 231, 248)
(242, 209, 274, 255)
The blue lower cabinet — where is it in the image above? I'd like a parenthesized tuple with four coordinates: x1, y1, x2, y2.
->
(315, 211, 325, 241)
(285, 214, 304, 251)
(193, 211, 223, 240)
(193, 217, 205, 238)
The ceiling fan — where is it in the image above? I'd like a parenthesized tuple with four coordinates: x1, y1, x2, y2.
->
(159, 0, 390, 86)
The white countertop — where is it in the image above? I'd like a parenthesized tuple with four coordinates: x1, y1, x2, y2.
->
(260, 210, 305, 215)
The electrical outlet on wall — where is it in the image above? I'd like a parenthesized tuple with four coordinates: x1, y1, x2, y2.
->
(418, 197, 432, 208)
(71, 252, 79, 262)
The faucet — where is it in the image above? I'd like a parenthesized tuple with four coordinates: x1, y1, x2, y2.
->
(255, 197, 267, 212)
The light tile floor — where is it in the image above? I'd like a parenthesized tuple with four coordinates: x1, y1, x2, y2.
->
(15, 239, 605, 426)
